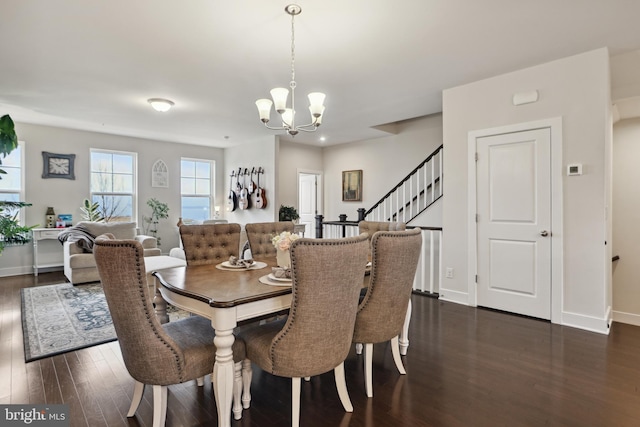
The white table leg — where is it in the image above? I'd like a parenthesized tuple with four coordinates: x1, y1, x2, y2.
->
(212, 311, 237, 427)
(399, 300, 412, 356)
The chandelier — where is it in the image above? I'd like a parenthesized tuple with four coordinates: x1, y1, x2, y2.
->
(255, 4, 326, 136)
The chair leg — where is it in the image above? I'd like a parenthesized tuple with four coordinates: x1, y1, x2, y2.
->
(334, 362, 353, 412)
(152, 385, 168, 427)
(233, 361, 243, 420)
(242, 359, 252, 409)
(127, 381, 145, 417)
(196, 376, 204, 386)
(292, 377, 301, 427)
(355, 343, 363, 355)
(391, 335, 406, 375)
(364, 343, 374, 398)
(304, 376, 310, 382)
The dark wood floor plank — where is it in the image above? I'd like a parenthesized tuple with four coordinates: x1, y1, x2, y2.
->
(5, 271, 640, 426)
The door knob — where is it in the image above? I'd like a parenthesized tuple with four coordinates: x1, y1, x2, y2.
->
(540, 230, 549, 237)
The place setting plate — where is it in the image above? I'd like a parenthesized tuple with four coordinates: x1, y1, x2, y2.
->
(216, 261, 268, 271)
(259, 273, 293, 287)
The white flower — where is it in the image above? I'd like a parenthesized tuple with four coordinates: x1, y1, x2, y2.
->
(271, 231, 300, 251)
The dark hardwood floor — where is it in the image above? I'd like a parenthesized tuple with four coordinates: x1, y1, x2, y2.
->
(3, 271, 640, 426)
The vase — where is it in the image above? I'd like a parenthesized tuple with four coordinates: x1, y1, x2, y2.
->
(276, 248, 291, 268)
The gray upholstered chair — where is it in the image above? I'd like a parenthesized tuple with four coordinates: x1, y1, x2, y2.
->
(352, 228, 422, 397)
(179, 223, 241, 265)
(245, 221, 295, 260)
(238, 234, 370, 427)
(358, 220, 406, 242)
(93, 236, 248, 426)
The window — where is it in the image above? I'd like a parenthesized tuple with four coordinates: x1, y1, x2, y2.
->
(0, 143, 25, 222)
(180, 158, 214, 221)
(90, 149, 136, 222)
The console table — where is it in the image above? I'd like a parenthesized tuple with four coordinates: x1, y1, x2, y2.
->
(32, 228, 64, 276)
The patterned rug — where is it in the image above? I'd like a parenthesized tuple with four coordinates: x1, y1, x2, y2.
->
(21, 282, 187, 362)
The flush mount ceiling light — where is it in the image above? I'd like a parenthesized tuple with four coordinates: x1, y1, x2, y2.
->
(255, 4, 326, 136)
(147, 98, 174, 112)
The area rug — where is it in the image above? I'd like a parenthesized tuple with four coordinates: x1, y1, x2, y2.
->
(21, 282, 187, 362)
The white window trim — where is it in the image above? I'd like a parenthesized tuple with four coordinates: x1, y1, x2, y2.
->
(90, 148, 138, 224)
(180, 157, 215, 221)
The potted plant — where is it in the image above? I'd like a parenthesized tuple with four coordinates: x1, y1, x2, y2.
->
(0, 115, 35, 254)
(142, 198, 169, 246)
(278, 205, 299, 222)
(79, 198, 105, 222)
(0, 114, 19, 178)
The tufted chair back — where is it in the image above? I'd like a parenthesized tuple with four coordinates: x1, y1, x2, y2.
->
(358, 220, 406, 243)
(179, 223, 241, 265)
(352, 228, 422, 397)
(245, 221, 295, 260)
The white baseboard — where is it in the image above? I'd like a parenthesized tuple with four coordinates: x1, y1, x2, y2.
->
(0, 265, 33, 277)
(612, 310, 640, 327)
(438, 288, 470, 306)
(562, 309, 611, 335)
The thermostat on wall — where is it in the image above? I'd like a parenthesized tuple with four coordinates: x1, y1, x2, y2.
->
(567, 164, 582, 176)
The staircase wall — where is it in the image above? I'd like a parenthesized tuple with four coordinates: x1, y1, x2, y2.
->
(321, 114, 443, 222)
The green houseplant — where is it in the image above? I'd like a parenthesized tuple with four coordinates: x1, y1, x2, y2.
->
(0, 115, 35, 254)
(142, 198, 169, 246)
(278, 205, 299, 222)
(79, 198, 104, 222)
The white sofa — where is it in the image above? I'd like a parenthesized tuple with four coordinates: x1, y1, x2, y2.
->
(63, 221, 161, 284)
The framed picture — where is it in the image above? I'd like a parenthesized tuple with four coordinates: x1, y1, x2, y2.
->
(42, 152, 76, 180)
(342, 169, 363, 201)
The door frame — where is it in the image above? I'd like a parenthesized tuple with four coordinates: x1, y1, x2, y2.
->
(467, 117, 564, 324)
(297, 169, 323, 235)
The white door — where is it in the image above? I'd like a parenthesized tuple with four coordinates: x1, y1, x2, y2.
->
(476, 128, 551, 319)
(298, 173, 318, 237)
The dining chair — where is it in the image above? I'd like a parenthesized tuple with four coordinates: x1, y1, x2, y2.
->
(179, 223, 241, 265)
(352, 228, 422, 398)
(358, 220, 406, 242)
(237, 234, 370, 427)
(93, 235, 249, 426)
(244, 221, 294, 260)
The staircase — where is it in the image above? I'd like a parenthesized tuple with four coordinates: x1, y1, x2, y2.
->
(317, 145, 444, 295)
(365, 144, 443, 224)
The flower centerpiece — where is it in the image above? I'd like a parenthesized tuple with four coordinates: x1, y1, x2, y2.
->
(271, 231, 300, 268)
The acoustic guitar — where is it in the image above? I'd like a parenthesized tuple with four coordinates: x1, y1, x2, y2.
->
(248, 167, 256, 194)
(253, 167, 267, 209)
(234, 168, 242, 200)
(227, 171, 238, 212)
(239, 168, 250, 210)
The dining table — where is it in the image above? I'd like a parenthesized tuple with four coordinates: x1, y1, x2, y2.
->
(150, 258, 412, 427)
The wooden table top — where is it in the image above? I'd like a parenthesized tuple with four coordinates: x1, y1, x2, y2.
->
(152, 259, 292, 309)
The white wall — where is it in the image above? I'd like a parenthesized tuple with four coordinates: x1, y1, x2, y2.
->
(0, 122, 225, 276)
(278, 140, 324, 211)
(442, 48, 612, 333)
(224, 136, 278, 225)
(321, 114, 443, 222)
(612, 117, 640, 325)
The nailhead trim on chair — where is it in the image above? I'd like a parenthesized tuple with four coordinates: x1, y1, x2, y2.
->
(98, 239, 186, 382)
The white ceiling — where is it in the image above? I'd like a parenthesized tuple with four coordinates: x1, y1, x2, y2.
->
(3, 0, 640, 148)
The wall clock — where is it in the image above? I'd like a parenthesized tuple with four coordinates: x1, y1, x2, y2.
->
(42, 151, 76, 180)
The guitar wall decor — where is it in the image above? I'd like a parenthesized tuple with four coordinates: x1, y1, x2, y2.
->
(227, 170, 238, 212)
(253, 167, 267, 209)
(249, 167, 256, 194)
(239, 168, 250, 210)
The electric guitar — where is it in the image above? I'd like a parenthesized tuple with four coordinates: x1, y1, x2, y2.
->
(253, 167, 267, 209)
(239, 168, 250, 210)
(227, 170, 238, 212)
